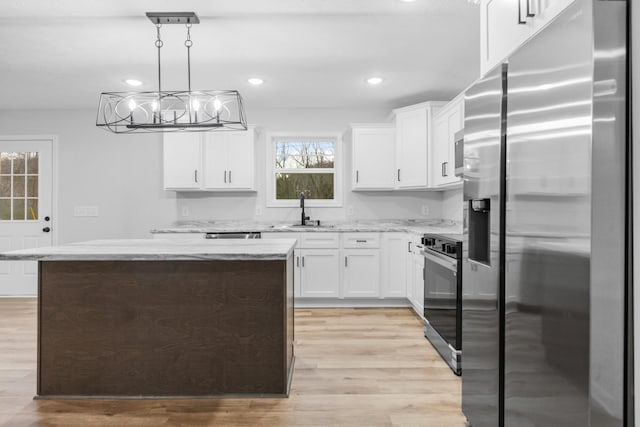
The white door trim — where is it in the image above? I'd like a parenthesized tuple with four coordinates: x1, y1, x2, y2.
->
(0, 135, 59, 246)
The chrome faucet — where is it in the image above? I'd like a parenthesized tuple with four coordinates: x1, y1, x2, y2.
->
(300, 191, 310, 226)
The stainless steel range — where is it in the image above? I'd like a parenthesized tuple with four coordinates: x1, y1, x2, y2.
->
(421, 233, 462, 376)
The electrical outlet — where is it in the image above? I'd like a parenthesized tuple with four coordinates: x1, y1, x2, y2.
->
(255, 206, 263, 216)
(181, 206, 189, 217)
(421, 205, 429, 216)
(346, 206, 354, 217)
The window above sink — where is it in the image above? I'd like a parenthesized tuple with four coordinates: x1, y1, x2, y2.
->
(266, 132, 343, 208)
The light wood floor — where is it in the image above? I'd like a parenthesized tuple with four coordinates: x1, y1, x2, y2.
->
(0, 299, 465, 426)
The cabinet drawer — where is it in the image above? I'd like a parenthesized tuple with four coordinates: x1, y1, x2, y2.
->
(300, 233, 340, 249)
(261, 232, 301, 247)
(342, 232, 380, 249)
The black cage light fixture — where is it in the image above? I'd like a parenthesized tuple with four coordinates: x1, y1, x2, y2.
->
(96, 12, 247, 133)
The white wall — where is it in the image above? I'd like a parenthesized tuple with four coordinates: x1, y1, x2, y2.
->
(0, 109, 177, 243)
(178, 107, 447, 223)
(0, 106, 456, 244)
(441, 188, 463, 223)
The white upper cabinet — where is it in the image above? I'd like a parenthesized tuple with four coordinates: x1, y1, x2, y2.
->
(480, 0, 576, 76)
(163, 133, 203, 190)
(163, 127, 255, 191)
(393, 102, 445, 189)
(204, 129, 255, 191)
(350, 124, 396, 190)
(431, 94, 464, 187)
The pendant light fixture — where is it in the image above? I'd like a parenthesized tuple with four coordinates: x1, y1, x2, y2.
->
(96, 12, 247, 133)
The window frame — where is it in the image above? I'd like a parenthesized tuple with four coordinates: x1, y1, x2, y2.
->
(266, 132, 343, 208)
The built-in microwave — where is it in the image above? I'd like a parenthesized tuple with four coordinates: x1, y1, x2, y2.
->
(454, 130, 464, 177)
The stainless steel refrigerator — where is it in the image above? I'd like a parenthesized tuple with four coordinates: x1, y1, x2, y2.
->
(461, 0, 631, 426)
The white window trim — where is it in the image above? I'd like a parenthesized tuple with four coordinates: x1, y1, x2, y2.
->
(266, 132, 343, 208)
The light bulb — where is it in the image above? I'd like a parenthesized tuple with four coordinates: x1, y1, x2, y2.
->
(151, 100, 158, 112)
(213, 99, 222, 111)
(248, 78, 264, 86)
(366, 77, 384, 85)
(125, 79, 143, 87)
(128, 99, 137, 111)
(192, 99, 200, 110)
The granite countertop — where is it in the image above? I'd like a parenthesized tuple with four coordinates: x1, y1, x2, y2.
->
(0, 238, 297, 261)
(150, 219, 463, 237)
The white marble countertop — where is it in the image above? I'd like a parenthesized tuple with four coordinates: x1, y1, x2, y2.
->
(0, 238, 297, 261)
(150, 219, 462, 237)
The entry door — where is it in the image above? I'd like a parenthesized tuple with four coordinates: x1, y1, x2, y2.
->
(0, 139, 53, 295)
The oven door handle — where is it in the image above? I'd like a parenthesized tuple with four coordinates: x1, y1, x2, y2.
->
(423, 251, 458, 272)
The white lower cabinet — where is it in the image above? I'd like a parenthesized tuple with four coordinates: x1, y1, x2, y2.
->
(299, 249, 340, 297)
(342, 249, 380, 298)
(381, 233, 407, 298)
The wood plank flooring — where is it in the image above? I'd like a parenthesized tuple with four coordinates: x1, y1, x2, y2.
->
(0, 298, 465, 426)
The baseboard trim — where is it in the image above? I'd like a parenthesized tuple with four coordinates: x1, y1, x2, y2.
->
(295, 298, 411, 308)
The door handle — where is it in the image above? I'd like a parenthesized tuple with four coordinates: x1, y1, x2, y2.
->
(194, 170, 198, 183)
(224, 171, 227, 183)
(526, 0, 535, 17)
(443, 162, 448, 177)
(356, 170, 359, 183)
(228, 170, 232, 183)
(42, 227, 51, 233)
(397, 169, 401, 182)
(345, 256, 348, 267)
(296, 256, 300, 267)
(302, 256, 305, 267)
(518, 0, 526, 24)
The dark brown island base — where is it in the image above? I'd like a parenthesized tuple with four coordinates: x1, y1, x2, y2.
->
(0, 239, 296, 398)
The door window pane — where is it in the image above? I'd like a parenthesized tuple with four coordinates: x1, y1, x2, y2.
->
(0, 153, 10, 174)
(27, 199, 38, 220)
(0, 176, 10, 197)
(27, 152, 38, 174)
(27, 176, 38, 197)
(13, 176, 25, 197)
(13, 199, 25, 220)
(0, 199, 10, 220)
(12, 153, 25, 174)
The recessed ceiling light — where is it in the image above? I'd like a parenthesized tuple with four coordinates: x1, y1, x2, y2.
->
(248, 78, 264, 86)
(366, 77, 384, 86)
(399, 0, 417, 3)
(124, 79, 143, 87)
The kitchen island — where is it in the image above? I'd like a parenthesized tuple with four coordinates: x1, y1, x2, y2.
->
(0, 239, 296, 398)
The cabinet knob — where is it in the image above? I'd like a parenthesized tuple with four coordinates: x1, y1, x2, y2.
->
(42, 227, 51, 233)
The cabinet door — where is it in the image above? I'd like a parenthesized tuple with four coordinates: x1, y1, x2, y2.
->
(480, 0, 576, 76)
(342, 250, 380, 298)
(163, 133, 202, 189)
(352, 128, 395, 190)
(203, 133, 228, 189)
(406, 242, 415, 302)
(444, 101, 463, 184)
(225, 132, 254, 190)
(299, 250, 340, 298)
(431, 114, 450, 187)
(381, 233, 407, 298)
(395, 109, 428, 188)
(480, 0, 532, 76)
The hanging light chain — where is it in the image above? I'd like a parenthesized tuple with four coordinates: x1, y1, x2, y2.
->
(185, 23, 193, 93)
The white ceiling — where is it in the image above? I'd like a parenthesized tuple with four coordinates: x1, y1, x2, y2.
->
(0, 0, 480, 111)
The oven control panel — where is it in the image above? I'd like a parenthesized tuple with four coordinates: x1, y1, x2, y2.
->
(421, 234, 462, 259)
